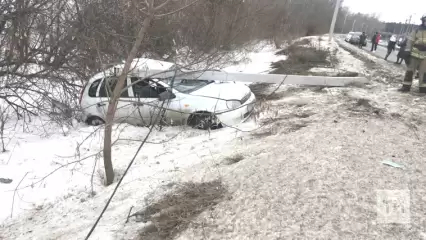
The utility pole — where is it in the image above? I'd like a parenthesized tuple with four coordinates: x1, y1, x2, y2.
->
(400, 19, 407, 36)
(342, 12, 349, 33)
(351, 19, 357, 31)
(405, 15, 412, 35)
(329, 0, 341, 41)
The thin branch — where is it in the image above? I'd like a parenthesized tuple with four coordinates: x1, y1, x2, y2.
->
(155, 0, 201, 18)
(11, 172, 29, 218)
(154, 0, 172, 11)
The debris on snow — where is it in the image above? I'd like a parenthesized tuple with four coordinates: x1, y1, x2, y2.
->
(0, 178, 12, 184)
(382, 160, 405, 169)
(130, 180, 228, 240)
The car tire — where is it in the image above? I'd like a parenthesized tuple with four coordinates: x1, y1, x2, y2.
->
(187, 112, 222, 130)
(86, 116, 105, 126)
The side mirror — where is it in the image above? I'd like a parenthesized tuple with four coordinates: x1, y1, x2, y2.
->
(158, 90, 176, 101)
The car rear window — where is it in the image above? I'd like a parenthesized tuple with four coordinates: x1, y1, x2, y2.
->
(88, 79, 102, 97)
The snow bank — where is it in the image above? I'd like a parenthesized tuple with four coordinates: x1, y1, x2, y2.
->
(6, 35, 422, 240)
(222, 44, 288, 74)
(298, 35, 367, 75)
(0, 113, 261, 239)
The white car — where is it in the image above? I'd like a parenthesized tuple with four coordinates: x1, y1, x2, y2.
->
(80, 59, 256, 129)
(345, 32, 354, 42)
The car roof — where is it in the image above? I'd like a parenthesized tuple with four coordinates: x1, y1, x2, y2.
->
(88, 58, 178, 83)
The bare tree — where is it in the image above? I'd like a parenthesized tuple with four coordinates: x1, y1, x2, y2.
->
(0, 0, 84, 122)
(0, 106, 9, 152)
(102, 0, 203, 185)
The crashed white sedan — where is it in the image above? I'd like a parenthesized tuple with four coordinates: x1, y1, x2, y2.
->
(80, 59, 256, 129)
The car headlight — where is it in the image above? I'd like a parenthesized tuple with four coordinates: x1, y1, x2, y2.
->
(226, 100, 241, 109)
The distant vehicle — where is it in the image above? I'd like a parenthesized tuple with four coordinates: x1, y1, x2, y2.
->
(345, 32, 355, 42)
(80, 59, 256, 129)
(345, 32, 367, 46)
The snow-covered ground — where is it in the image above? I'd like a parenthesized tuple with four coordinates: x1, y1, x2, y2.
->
(2, 36, 426, 240)
(302, 36, 367, 75)
(0, 41, 286, 239)
(222, 43, 287, 74)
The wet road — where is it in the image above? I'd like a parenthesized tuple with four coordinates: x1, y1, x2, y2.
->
(338, 35, 399, 63)
(363, 41, 398, 63)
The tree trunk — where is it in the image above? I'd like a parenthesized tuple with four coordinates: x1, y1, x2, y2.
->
(103, 15, 154, 186)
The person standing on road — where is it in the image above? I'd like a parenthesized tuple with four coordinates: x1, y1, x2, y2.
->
(385, 35, 397, 60)
(374, 33, 381, 51)
(359, 32, 367, 49)
(398, 14, 426, 93)
(371, 32, 378, 52)
(396, 38, 408, 64)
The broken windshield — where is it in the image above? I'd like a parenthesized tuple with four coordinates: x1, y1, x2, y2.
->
(162, 79, 214, 93)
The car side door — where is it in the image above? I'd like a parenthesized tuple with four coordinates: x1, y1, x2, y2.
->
(98, 76, 134, 124)
(130, 77, 169, 126)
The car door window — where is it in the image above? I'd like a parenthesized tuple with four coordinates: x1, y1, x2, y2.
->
(88, 79, 102, 97)
(99, 77, 129, 98)
(131, 77, 166, 98)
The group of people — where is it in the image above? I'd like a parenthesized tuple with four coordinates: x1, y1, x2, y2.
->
(356, 15, 426, 93)
(370, 32, 381, 52)
(357, 31, 381, 52)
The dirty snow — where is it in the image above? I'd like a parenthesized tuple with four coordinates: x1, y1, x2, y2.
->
(3, 36, 426, 240)
(222, 43, 288, 74)
(303, 36, 367, 75)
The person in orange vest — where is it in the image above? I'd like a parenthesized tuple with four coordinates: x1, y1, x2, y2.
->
(398, 14, 426, 93)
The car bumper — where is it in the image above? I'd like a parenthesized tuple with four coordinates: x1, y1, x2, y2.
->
(216, 93, 256, 126)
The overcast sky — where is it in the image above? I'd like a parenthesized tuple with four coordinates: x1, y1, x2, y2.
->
(342, 0, 425, 23)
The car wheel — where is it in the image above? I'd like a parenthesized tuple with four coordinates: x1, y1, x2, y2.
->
(187, 112, 222, 130)
(86, 116, 105, 126)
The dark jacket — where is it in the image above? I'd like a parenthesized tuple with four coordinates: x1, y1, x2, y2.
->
(398, 39, 407, 53)
(371, 34, 377, 42)
(387, 41, 396, 51)
(397, 39, 408, 58)
(360, 34, 367, 43)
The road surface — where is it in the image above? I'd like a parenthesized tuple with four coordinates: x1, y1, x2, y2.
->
(363, 41, 398, 63)
(337, 35, 399, 63)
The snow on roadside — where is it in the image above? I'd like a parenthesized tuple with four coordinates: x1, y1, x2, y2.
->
(222, 43, 287, 74)
(298, 35, 367, 75)
(0, 116, 261, 239)
(0, 41, 290, 239)
(159, 36, 426, 240)
(174, 41, 287, 74)
(4, 35, 413, 240)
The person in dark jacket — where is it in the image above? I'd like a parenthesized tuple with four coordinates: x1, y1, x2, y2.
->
(359, 32, 367, 49)
(396, 38, 408, 64)
(371, 32, 378, 51)
(385, 35, 397, 60)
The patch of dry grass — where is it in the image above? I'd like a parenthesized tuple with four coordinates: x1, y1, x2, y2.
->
(134, 180, 228, 240)
(292, 38, 312, 46)
(272, 43, 330, 75)
(250, 129, 276, 138)
(223, 154, 245, 165)
(346, 98, 385, 117)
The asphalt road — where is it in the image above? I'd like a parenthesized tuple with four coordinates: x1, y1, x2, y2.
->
(337, 35, 399, 63)
(363, 41, 399, 63)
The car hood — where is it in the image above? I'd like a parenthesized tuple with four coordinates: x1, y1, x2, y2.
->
(189, 82, 251, 100)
